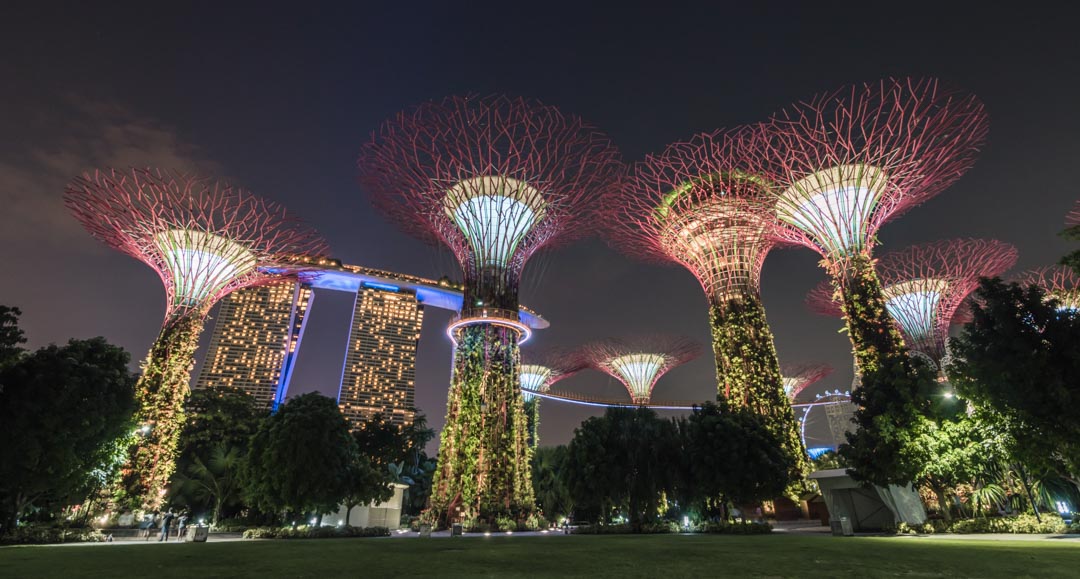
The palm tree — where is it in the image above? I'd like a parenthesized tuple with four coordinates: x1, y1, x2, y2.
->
(175, 444, 242, 526)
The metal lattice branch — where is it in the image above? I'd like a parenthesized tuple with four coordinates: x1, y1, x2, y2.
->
(65, 168, 329, 320)
(605, 128, 786, 302)
(1066, 200, 1080, 228)
(582, 336, 700, 404)
(1019, 266, 1080, 310)
(780, 362, 833, 402)
(520, 348, 588, 395)
(358, 95, 623, 291)
(807, 239, 1017, 360)
(751, 78, 989, 263)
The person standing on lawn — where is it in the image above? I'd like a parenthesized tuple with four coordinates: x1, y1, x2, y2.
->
(158, 511, 175, 542)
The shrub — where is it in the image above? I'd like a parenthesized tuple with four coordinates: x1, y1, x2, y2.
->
(694, 521, 773, 535)
(211, 518, 249, 532)
(947, 514, 1065, 534)
(496, 516, 517, 532)
(0, 525, 107, 545)
(570, 522, 680, 535)
(242, 525, 390, 540)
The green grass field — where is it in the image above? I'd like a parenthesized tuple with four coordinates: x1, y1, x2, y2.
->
(1, 534, 1078, 578)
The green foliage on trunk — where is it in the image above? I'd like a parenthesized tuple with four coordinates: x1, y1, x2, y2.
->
(428, 324, 534, 525)
(524, 397, 541, 449)
(709, 294, 808, 489)
(124, 313, 204, 510)
(834, 253, 908, 376)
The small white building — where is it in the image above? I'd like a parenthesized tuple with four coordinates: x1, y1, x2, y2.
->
(322, 484, 409, 529)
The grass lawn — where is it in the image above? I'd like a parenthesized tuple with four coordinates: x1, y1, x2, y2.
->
(1, 534, 1078, 578)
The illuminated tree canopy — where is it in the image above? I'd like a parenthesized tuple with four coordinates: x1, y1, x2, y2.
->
(753, 78, 989, 264)
(780, 362, 833, 402)
(583, 336, 699, 405)
(1019, 266, 1080, 311)
(358, 95, 623, 524)
(65, 167, 327, 510)
(808, 239, 1017, 365)
(520, 349, 587, 401)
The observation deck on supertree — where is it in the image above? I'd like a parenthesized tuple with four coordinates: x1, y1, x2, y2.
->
(807, 239, 1018, 369)
(1019, 266, 1080, 311)
(357, 95, 623, 523)
(583, 336, 699, 405)
(64, 168, 327, 509)
(519, 349, 587, 448)
(752, 78, 989, 377)
(604, 127, 809, 478)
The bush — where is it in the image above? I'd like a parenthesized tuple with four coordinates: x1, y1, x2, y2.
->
(571, 522, 680, 535)
(242, 525, 390, 540)
(0, 525, 107, 545)
(948, 514, 1065, 534)
(211, 518, 249, 532)
(694, 521, 773, 535)
(495, 515, 517, 532)
(889, 514, 1066, 535)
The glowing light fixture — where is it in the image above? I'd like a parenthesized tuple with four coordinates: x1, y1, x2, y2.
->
(777, 165, 885, 258)
(154, 229, 257, 306)
(882, 279, 948, 344)
(443, 176, 546, 269)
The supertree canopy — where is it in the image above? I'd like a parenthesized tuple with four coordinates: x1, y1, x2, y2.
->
(781, 362, 833, 403)
(358, 95, 622, 523)
(519, 349, 587, 448)
(605, 127, 808, 478)
(583, 336, 699, 405)
(755, 78, 989, 377)
(807, 239, 1017, 369)
(1020, 266, 1080, 311)
(65, 168, 327, 509)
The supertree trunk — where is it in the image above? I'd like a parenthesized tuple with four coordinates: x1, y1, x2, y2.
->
(832, 254, 907, 377)
(125, 313, 204, 510)
(523, 397, 541, 449)
(430, 324, 534, 525)
(710, 292, 809, 483)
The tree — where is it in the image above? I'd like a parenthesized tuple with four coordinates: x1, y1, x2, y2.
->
(839, 355, 936, 487)
(562, 407, 680, 530)
(680, 401, 795, 517)
(910, 415, 991, 521)
(532, 446, 572, 522)
(173, 444, 243, 526)
(0, 337, 136, 533)
(0, 305, 26, 370)
(241, 393, 357, 525)
(950, 278, 1080, 482)
(341, 454, 392, 526)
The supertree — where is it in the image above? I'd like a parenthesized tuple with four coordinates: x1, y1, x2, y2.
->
(64, 168, 327, 509)
(781, 362, 833, 403)
(808, 239, 1018, 372)
(1019, 266, 1080, 311)
(519, 349, 587, 448)
(582, 336, 699, 405)
(753, 78, 989, 377)
(357, 95, 622, 523)
(605, 127, 808, 476)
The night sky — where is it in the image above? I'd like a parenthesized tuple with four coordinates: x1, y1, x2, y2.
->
(3, 2, 1078, 450)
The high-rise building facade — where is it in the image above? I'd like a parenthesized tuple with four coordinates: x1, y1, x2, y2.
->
(194, 281, 312, 409)
(338, 285, 424, 430)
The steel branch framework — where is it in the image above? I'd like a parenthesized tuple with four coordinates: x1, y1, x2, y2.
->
(751, 78, 989, 378)
(65, 168, 328, 318)
(1020, 266, 1080, 311)
(64, 168, 327, 509)
(780, 362, 833, 402)
(608, 128, 783, 302)
(358, 95, 623, 523)
(808, 239, 1017, 366)
(583, 336, 699, 405)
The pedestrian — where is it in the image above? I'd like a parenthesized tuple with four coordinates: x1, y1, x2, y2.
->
(142, 513, 157, 541)
(158, 510, 176, 542)
(176, 512, 188, 540)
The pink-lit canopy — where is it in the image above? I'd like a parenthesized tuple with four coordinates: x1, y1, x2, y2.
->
(65, 168, 328, 322)
(780, 362, 833, 402)
(752, 78, 989, 265)
(582, 336, 699, 404)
